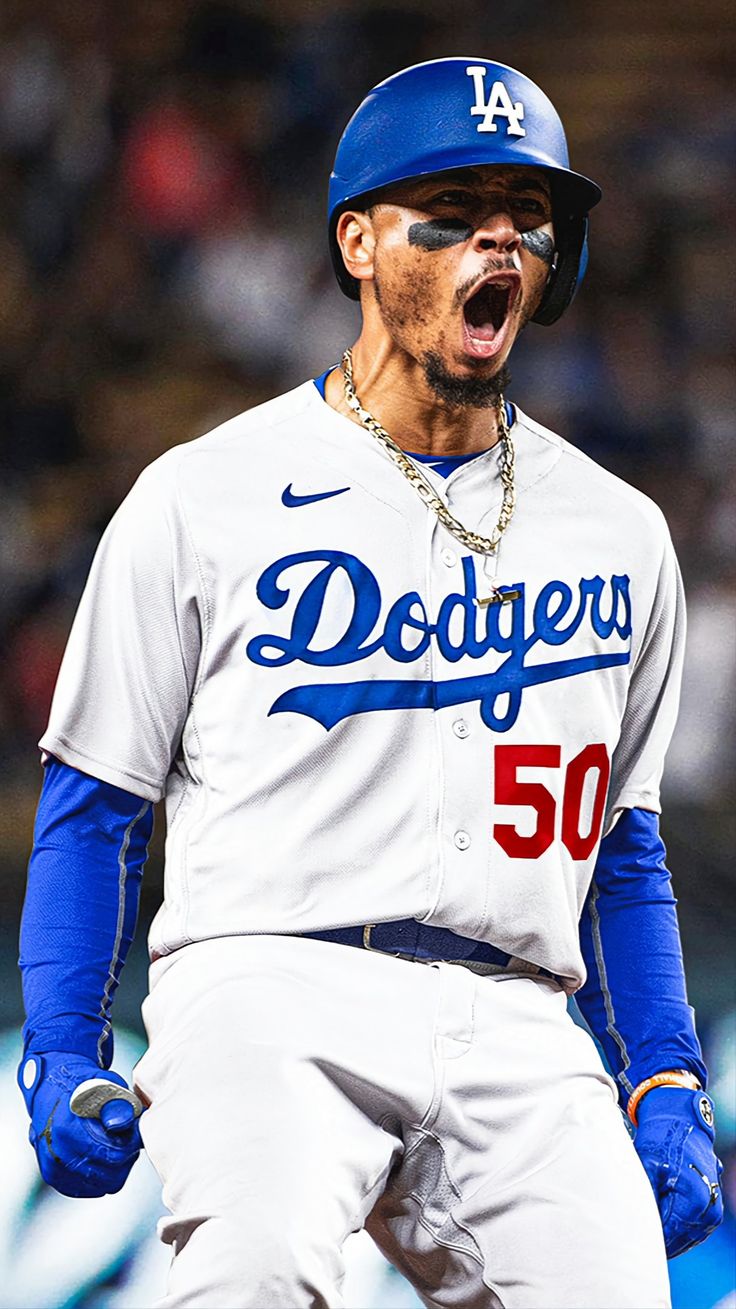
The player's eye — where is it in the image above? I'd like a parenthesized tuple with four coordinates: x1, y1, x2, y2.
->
(431, 190, 474, 206)
(513, 198, 547, 215)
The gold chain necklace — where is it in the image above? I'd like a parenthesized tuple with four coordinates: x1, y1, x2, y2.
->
(341, 348, 519, 604)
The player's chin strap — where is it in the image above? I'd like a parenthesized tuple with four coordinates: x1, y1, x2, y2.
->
(626, 1069, 702, 1126)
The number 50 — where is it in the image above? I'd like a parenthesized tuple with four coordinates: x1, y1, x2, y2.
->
(493, 743, 611, 860)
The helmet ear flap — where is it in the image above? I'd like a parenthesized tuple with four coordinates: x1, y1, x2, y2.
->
(532, 216, 588, 326)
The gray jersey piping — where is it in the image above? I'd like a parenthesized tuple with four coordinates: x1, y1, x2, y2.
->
(97, 801, 151, 1065)
(587, 879, 634, 1096)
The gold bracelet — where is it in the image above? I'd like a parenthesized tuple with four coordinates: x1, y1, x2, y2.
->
(627, 1070, 702, 1126)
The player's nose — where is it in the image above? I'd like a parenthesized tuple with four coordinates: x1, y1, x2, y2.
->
(472, 208, 522, 256)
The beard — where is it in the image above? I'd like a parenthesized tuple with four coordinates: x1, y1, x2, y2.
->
(421, 352, 512, 409)
(372, 257, 514, 409)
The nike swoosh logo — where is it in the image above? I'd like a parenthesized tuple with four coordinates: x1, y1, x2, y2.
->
(282, 484, 350, 508)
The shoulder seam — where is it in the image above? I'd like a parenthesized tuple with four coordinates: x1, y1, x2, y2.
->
(514, 408, 670, 526)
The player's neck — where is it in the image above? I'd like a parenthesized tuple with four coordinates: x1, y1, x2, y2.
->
(323, 338, 502, 457)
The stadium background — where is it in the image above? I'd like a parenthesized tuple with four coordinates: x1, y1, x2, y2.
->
(0, 0, 733, 1304)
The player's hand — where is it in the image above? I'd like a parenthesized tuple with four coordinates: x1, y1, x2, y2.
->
(634, 1086, 723, 1258)
(17, 1051, 144, 1198)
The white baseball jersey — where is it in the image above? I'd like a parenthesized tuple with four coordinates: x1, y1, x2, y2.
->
(40, 379, 685, 988)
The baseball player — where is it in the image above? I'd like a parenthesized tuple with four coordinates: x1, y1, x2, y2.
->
(18, 58, 722, 1308)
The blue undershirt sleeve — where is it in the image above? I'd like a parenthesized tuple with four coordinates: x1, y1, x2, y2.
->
(577, 806, 707, 1104)
(19, 758, 154, 1068)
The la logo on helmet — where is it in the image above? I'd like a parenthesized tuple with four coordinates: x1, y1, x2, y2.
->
(466, 66, 526, 137)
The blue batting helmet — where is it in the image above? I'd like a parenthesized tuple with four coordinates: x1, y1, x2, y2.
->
(328, 58, 602, 325)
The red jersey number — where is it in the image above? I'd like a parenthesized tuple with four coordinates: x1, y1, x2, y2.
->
(493, 743, 611, 860)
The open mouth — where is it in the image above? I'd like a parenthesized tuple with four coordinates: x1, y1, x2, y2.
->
(462, 276, 520, 359)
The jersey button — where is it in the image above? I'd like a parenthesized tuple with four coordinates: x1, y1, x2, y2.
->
(441, 548, 457, 567)
(454, 830, 471, 851)
(452, 718, 470, 739)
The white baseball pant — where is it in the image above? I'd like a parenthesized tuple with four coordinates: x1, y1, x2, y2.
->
(133, 934, 670, 1309)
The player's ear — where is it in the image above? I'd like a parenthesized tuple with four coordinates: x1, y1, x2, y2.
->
(335, 210, 376, 289)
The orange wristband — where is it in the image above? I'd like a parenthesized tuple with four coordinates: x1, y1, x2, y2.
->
(627, 1070, 702, 1126)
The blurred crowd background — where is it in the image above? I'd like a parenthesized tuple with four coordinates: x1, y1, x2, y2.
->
(0, 0, 734, 1304)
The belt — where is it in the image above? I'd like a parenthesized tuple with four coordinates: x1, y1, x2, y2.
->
(300, 918, 563, 983)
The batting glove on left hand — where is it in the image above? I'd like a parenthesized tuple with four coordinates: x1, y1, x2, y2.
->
(18, 1051, 144, 1198)
(634, 1086, 723, 1258)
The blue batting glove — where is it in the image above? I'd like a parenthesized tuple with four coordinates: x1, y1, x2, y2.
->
(17, 1051, 143, 1198)
(634, 1086, 723, 1258)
